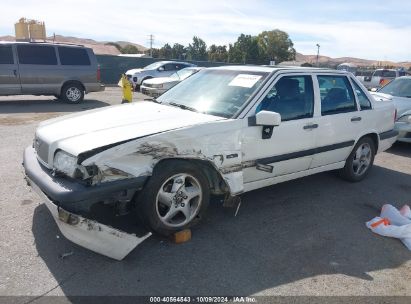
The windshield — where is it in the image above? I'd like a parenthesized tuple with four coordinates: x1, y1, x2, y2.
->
(144, 62, 164, 70)
(378, 78, 411, 98)
(157, 69, 269, 118)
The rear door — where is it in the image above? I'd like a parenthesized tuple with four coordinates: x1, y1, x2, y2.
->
(0, 44, 21, 95)
(16, 44, 60, 94)
(310, 74, 361, 168)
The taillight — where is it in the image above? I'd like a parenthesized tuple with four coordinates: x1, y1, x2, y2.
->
(379, 78, 385, 85)
(97, 65, 101, 82)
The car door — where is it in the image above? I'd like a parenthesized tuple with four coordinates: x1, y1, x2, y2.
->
(162, 63, 178, 77)
(242, 74, 318, 184)
(16, 44, 60, 94)
(310, 74, 362, 168)
(0, 44, 21, 95)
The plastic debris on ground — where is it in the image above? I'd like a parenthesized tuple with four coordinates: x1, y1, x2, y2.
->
(366, 204, 411, 250)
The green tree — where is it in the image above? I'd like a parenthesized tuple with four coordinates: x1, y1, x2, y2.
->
(159, 43, 172, 59)
(171, 43, 187, 60)
(208, 44, 228, 62)
(187, 36, 207, 61)
(228, 34, 261, 64)
(257, 29, 296, 64)
(121, 44, 139, 54)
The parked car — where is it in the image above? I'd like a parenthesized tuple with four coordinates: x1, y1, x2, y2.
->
(23, 66, 398, 259)
(0, 42, 104, 103)
(360, 69, 408, 90)
(125, 61, 196, 90)
(371, 76, 411, 143)
(141, 67, 203, 97)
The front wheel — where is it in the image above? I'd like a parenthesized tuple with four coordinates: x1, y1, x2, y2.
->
(340, 137, 376, 182)
(137, 161, 210, 236)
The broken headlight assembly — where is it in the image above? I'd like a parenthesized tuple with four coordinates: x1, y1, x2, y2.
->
(53, 150, 88, 179)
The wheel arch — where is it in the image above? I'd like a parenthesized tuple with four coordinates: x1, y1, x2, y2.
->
(153, 158, 230, 196)
(357, 132, 379, 152)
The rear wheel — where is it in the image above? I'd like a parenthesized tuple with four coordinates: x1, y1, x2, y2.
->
(340, 137, 375, 182)
(61, 83, 84, 103)
(137, 161, 210, 236)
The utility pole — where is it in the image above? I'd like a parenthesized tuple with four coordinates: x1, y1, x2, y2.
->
(316, 44, 320, 67)
(148, 34, 154, 57)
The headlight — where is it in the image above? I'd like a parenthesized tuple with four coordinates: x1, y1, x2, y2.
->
(53, 150, 83, 178)
(397, 115, 411, 123)
(152, 83, 163, 89)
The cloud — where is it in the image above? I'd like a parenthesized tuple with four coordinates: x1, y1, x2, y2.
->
(1, 0, 410, 61)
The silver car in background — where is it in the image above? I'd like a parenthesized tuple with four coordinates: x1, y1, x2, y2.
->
(371, 76, 411, 143)
(0, 42, 104, 103)
(125, 61, 196, 90)
(141, 67, 204, 97)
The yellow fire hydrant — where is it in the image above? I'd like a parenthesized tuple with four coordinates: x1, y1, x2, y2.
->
(118, 74, 133, 103)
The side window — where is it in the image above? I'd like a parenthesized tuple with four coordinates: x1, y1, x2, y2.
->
(318, 75, 356, 115)
(0, 45, 14, 64)
(352, 81, 372, 110)
(257, 75, 314, 121)
(17, 45, 57, 65)
(58, 47, 90, 65)
(164, 63, 176, 71)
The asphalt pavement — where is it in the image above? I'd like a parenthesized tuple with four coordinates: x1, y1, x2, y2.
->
(0, 88, 410, 301)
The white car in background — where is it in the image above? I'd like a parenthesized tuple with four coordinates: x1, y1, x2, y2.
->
(371, 76, 411, 143)
(125, 61, 196, 90)
(141, 67, 204, 97)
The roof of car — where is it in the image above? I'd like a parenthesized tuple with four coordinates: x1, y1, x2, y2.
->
(209, 65, 346, 74)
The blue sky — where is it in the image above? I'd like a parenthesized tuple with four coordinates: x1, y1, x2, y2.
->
(1, 0, 410, 61)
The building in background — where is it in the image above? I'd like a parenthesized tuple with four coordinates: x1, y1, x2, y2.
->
(15, 18, 46, 42)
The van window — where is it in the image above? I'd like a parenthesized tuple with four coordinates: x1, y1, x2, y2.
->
(58, 47, 91, 65)
(0, 45, 14, 64)
(17, 45, 57, 65)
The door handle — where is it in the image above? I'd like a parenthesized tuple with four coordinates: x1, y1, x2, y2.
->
(351, 117, 362, 122)
(303, 123, 318, 130)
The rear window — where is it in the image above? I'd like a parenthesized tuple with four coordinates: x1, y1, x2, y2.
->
(0, 45, 14, 64)
(374, 70, 396, 78)
(17, 45, 57, 65)
(58, 47, 91, 65)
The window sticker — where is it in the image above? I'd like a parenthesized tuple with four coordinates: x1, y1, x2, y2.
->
(228, 74, 262, 88)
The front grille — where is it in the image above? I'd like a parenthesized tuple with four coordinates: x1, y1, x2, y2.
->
(34, 136, 49, 165)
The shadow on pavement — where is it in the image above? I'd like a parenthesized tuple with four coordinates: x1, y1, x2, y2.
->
(0, 97, 109, 114)
(385, 142, 411, 158)
(32, 165, 411, 296)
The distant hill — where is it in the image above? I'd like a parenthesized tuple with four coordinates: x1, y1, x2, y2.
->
(0, 35, 147, 55)
(295, 52, 411, 69)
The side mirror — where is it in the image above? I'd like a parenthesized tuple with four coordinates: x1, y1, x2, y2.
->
(255, 110, 281, 126)
(158, 66, 165, 72)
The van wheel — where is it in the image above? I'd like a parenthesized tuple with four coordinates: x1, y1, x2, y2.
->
(61, 83, 84, 103)
(340, 137, 375, 182)
(137, 160, 210, 236)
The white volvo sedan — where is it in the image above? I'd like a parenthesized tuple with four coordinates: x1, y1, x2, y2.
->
(23, 66, 398, 259)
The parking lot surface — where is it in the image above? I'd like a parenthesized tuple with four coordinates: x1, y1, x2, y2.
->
(0, 88, 410, 299)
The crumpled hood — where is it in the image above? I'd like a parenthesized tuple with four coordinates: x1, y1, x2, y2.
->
(371, 92, 411, 116)
(36, 102, 223, 157)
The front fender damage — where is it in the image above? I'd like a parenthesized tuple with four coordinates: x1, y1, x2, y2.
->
(82, 125, 246, 195)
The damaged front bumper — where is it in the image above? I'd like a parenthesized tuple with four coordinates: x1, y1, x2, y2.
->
(23, 146, 151, 260)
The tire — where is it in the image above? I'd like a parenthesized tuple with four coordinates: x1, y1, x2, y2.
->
(61, 83, 84, 103)
(340, 137, 376, 182)
(137, 160, 210, 236)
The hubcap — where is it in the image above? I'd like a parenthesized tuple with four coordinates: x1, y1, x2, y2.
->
(66, 87, 81, 102)
(352, 143, 372, 176)
(155, 173, 202, 228)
